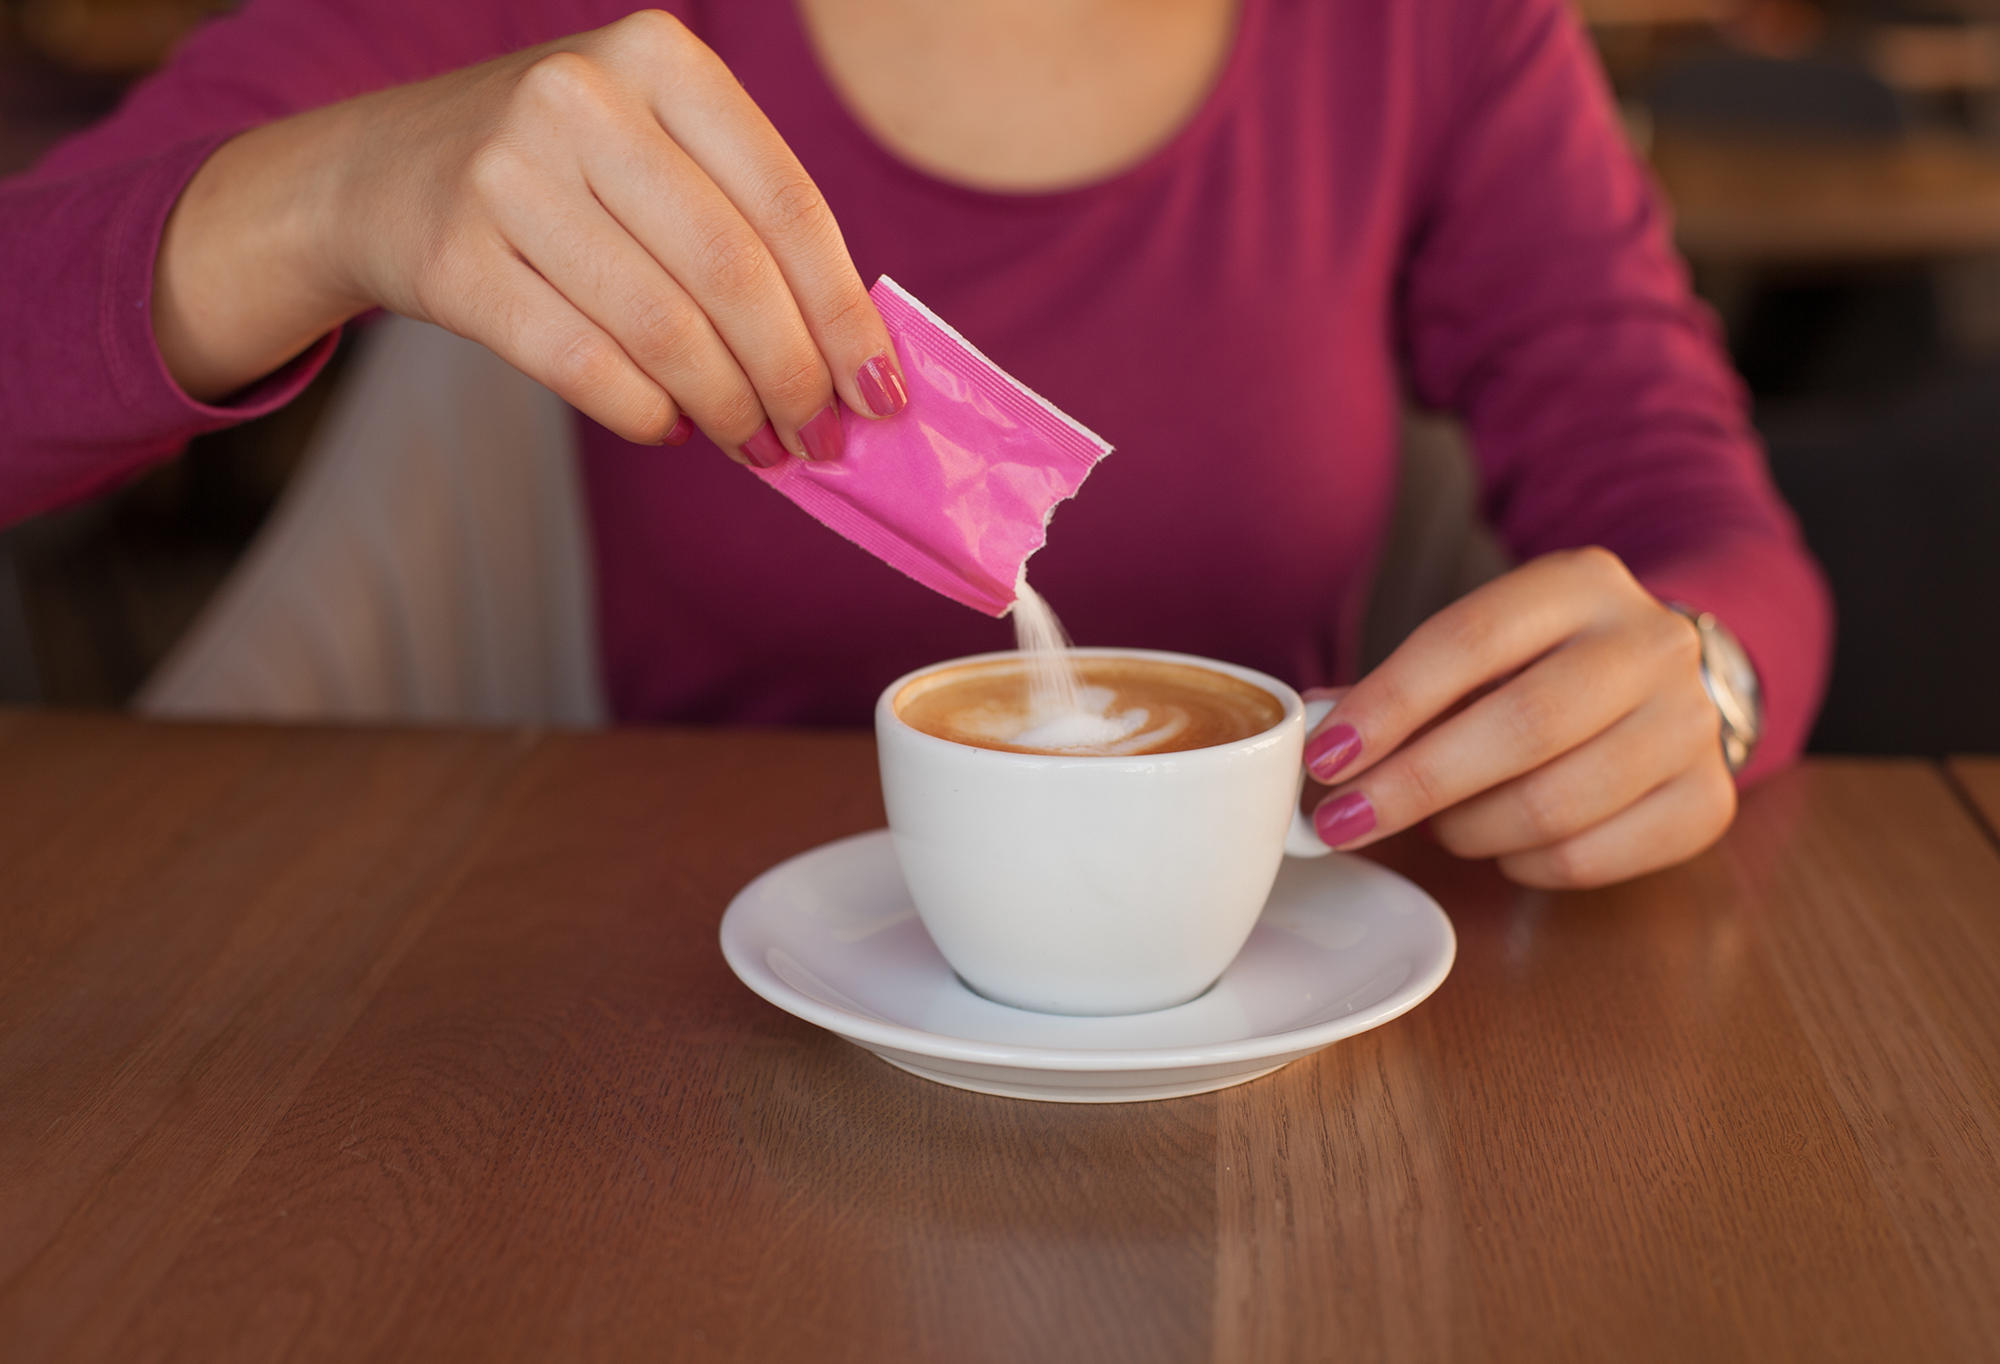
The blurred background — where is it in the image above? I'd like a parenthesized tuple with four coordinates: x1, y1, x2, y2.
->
(2, 0, 1997, 750)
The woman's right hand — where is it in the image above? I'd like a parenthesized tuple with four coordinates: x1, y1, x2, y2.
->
(156, 10, 907, 465)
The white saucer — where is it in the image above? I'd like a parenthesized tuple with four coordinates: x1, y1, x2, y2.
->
(719, 830, 1455, 1103)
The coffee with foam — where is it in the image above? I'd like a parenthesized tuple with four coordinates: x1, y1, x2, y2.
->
(894, 656, 1284, 756)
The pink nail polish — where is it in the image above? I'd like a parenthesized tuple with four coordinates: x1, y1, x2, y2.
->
(799, 404, 844, 462)
(741, 422, 789, 469)
(856, 354, 908, 417)
(663, 415, 694, 446)
(1305, 723, 1361, 782)
(1313, 792, 1376, 848)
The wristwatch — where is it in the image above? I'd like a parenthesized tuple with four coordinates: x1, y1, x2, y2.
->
(1667, 603, 1763, 777)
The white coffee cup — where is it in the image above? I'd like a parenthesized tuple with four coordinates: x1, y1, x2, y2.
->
(875, 648, 1335, 1016)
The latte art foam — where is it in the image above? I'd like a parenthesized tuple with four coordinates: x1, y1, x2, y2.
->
(896, 657, 1285, 757)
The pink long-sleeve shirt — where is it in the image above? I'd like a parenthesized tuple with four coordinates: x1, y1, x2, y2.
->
(0, 0, 1831, 777)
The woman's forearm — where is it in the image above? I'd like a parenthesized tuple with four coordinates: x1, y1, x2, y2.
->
(8, 6, 903, 529)
(0, 0, 540, 527)
(147, 14, 907, 457)
(151, 100, 369, 402)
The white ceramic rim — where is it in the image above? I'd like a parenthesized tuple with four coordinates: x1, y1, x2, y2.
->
(718, 830, 1458, 1072)
(874, 647, 1307, 766)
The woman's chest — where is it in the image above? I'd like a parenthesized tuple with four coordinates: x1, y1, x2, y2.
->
(646, 0, 1423, 631)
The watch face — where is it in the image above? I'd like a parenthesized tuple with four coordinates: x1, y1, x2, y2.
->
(1700, 619, 1762, 743)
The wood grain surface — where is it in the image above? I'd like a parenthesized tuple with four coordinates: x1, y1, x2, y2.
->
(1950, 757, 2000, 843)
(3, 714, 1999, 1363)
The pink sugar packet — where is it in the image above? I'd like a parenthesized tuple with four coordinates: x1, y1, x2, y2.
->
(750, 277, 1112, 616)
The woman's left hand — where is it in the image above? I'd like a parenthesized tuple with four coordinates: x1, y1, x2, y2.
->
(1303, 546, 1737, 889)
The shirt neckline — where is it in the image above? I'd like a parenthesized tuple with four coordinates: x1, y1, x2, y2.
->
(779, 0, 1262, 209)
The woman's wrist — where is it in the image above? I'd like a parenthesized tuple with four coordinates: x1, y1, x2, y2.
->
(152, 100, 373, 402)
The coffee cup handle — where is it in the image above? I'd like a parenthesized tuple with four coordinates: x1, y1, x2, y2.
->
(1284, 697, 1339, 859)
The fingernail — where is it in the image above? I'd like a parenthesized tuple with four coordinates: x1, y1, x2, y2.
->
(740, 422, 789, 469)
(856, 354, 908, 417)
(1305, 723, 1362, 782)
(1314, 792, 1376, 848)
(799, 404, 844, 462)
(663, 415, 694, 446)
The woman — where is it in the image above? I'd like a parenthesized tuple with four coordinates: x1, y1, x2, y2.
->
(0, 0, 1830, 887)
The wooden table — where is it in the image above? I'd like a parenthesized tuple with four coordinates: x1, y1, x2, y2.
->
(1650, 128, 2000, 262)
(4, 712, 1998, 1363)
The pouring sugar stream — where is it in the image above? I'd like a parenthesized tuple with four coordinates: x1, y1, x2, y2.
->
(1009, 581, 1168, 754)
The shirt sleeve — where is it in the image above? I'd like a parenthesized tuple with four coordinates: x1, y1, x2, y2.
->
(0, 0, 588, 528)
(1397, 0, 1832, 783)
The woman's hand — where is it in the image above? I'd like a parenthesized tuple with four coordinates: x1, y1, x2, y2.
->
(155, 10, 906, 464)
(1303, 546, 1737, 889)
